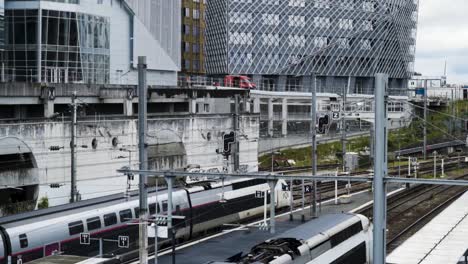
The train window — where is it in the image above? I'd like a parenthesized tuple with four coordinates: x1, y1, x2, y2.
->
(310, 240, 331, 260)
(232, 179, 266, 190)
(134, 207, 139, 218)
(149, 203, 156, 215)
(104, 213, 117, 226)
(330, 242, 367, 264)
(19, 234, 28, 248)
(119, 209, 133, 222)
(86, 217, 102, 231)
(68, 221, 84, 235)
(162, 201, 168, 212)
(330, 222, 363, 247)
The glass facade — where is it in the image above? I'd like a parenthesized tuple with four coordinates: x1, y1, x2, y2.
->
(5, 8, 109, 83)
(206, 0, 419, 93)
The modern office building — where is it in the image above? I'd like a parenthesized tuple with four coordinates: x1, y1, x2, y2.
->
(3, 0, 180, 85)
(181, 0, 206, 75)
(206, 0, 419, 94)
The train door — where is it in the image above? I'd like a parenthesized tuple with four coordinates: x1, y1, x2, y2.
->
(43, 242, 60, 256)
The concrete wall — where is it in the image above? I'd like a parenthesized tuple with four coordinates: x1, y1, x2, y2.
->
(0, 115, 259, 206)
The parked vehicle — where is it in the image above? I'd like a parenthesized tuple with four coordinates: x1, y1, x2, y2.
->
(224, 75, 256, 89)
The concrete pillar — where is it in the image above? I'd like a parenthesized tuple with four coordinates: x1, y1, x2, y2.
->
(123, 99, 133, 116)
(278, 75, 287, 92)
(268, 98, 274, 137)
(190, 99, 197, 114)
(253, 97, 261, 113)
(245, 98, 251, 113)
(281, 98, 288, 136)
(43, 99, 54, 118)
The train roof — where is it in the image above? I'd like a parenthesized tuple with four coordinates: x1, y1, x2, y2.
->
(27, 255, 108, 264)
(387, 191, 468, 264)
(271, 213, 356, 241)
(0, 187, 172, 227)
(156, 213, 359, 264)
(0, 177, 254, 228)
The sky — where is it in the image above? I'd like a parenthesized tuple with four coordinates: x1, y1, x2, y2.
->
(415, 0, 468, 84)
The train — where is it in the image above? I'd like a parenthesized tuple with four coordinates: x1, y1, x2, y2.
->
(231, 213, 372, 264)
(0, 178, 291, 263)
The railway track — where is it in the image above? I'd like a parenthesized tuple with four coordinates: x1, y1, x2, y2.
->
(356, 173, 468, 253)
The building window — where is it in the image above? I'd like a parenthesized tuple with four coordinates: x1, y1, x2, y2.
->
(289, 0, 305, 7)
(262, 14, 280, 26)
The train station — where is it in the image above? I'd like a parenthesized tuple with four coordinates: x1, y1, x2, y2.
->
(1, 0, 468, 264)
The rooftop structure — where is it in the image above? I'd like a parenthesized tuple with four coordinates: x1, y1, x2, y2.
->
(206, 0, 419, 94)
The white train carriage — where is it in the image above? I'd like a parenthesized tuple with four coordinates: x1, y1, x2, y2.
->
(232, 214, 372, 264)
(0, 178, 290, 263)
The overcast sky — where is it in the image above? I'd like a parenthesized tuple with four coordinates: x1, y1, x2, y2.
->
(416, 0, 468, 84)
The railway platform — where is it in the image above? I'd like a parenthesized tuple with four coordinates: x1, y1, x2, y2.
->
(387, 191, 468, 264)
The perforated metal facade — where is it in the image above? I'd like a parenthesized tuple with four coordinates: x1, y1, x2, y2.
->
(206, 0, 419, 93)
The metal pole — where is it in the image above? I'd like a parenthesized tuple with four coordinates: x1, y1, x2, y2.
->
(334, 170, 338, 205)
(268, 180, 276, 234)
(423, 81, 427, 160)
(153, 223, 158, 264)
(451, 89, 454, 134)
(370, 125, 374, 168)
(408, 157, 411, 177)
(137, 56, 148, 264)
(166, 177, 175, 264)
(234, 95, 240, 172)
(289, 177, 293, 221)
(433, 151, 437, 179)
(311, 74, 317, 218)
(264, 189, 267, 225)
(70, 91, 77, 203)
(154, 178, 158, 264)
(397, 156, 401, 178)
(99, 238, 103, 257)
(373, 73, 388, 264)
(342, 85, 347, 172)
(301, 179, 305, 222)
(442, 159, 445, 177)
(271, 151, 274, 172)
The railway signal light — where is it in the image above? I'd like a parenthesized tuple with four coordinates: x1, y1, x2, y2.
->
(223, 131, 235, 156)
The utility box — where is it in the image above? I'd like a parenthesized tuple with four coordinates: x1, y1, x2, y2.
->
(345, 152, 360, 172)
